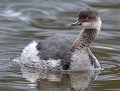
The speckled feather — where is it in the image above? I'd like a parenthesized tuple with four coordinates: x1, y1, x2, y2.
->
(35, 8, 102, 70)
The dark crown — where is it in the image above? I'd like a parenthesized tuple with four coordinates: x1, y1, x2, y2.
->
(78, 8, 99, 21)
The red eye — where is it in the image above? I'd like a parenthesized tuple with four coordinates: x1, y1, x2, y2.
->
(85, 17, 90, 21)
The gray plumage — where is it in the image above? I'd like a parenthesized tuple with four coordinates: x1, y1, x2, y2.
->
(36, 36, 74, 70)
(37, 36, 73, 60)
(35, 8, 102, 70)
(36, 35, 100, 70)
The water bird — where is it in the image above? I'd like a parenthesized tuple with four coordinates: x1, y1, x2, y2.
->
(20, 8, 102, 71)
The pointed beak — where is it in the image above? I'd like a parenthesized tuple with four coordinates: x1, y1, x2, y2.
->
(71, 21, 82, 26)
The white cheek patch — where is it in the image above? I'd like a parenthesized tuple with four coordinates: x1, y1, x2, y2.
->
(82, 18, 102, 31)
(82, 22, 92, 29)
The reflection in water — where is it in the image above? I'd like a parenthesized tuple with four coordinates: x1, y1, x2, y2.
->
(20, 64, 100, 91)
(0, 0, 120, 91)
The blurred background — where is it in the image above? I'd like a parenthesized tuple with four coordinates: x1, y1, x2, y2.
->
(0, 0, 120, 91)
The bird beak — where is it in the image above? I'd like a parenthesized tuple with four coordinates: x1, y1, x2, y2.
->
(71, 21, 82, 26)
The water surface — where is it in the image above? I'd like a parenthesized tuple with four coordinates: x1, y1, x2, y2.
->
(0, 0, 120, 91)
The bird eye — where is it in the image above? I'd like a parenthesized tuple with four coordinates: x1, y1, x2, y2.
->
(85, 17, 90, 22)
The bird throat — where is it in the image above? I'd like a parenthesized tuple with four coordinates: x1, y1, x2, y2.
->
(71, 29, 98, 51)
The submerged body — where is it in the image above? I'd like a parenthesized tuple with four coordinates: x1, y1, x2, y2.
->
(19, 8, 102, 71)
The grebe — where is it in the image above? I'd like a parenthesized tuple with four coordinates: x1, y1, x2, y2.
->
(20, 8, 102, 71)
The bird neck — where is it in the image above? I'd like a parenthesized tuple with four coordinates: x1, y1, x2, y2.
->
(71, 28, 99, 51)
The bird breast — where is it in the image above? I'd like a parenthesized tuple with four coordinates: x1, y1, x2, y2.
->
(70, 49, 93, 71)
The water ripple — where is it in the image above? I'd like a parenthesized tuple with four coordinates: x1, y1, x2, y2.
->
(0, 0, 120, 91)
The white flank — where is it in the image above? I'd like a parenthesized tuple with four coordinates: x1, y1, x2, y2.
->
(14, 41, 61, 70)
(20, 41, 40, 65)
